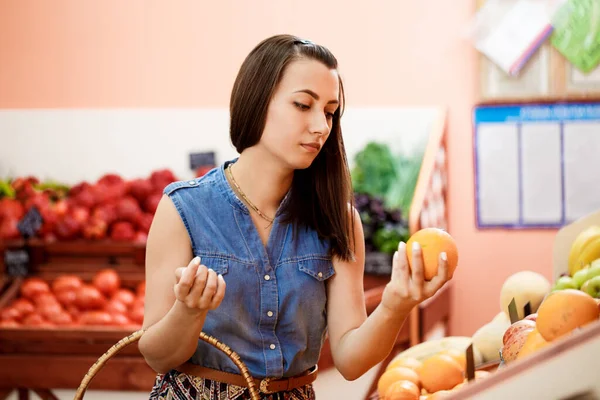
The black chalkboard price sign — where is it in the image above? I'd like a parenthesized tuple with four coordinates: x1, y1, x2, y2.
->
(4, 247, 30, 277)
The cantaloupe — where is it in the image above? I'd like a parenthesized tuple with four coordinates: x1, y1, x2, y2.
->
(499, 271, 551, 320)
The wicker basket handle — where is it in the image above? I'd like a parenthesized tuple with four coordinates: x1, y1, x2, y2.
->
(73, 330, 260, 400)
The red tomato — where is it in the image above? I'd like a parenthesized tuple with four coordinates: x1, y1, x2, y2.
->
(46, 311, 73, 326)
(20, 278, 50, 300)
(38, 302, 64, 320)
(0, 319, 20, 328)
(105, 300, 127, 315)
(111, 313, 131, 326)
(79, 311, 113, 326)
(52, 275, 83, 293)
(132, 296, 145, 309)
(111, 289, 135, 307)
(11, 298, 35, 316)
(136, 281, 146, 297)
(129, 305, 144, 325)
(55, 290, 77, 308)
(74, 285, 107, 310)
(66, 305, 81, 320)
(22, 313, 45, 326)
(1, 307, 22, 322)
(92, 269, 121, 297)
(34, 292, 60, 307)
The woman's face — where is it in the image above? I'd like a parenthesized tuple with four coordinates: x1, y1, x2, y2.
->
(258, 58, 340, 170)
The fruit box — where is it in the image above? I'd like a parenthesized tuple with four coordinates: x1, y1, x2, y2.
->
(0, 238, 146, 280)
(0, 272, 144, 356)
(553, 208, 600, 282)
(0, 272, 156, 391)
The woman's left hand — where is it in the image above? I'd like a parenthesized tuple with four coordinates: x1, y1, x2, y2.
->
(380, 241, 450, 315)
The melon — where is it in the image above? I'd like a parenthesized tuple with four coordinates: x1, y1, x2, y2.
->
(471, 314, 511, 362)
(500, 271, 551, 321)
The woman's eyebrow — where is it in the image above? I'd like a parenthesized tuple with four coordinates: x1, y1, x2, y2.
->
(294, 89, 339, 105)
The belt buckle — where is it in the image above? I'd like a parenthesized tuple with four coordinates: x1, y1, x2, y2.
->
(259, 377, 275, 394)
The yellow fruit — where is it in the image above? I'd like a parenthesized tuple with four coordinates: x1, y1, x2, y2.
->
(516, 329, 550, 360)
(378, 367, 421, 397)
(386, 357, 422, 372)
(572, 237, 600, 277)
(417, 354, 464, 393)
(438, 348, 466, 371)
(569, 226, 600, 276)
(536, 289, 599, 341)
(384, 380, 420, 400)
(406, 228, 459, 280)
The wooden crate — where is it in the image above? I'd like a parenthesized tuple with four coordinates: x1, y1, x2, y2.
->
(1, 238, 145, 278)
(0, 267, 155, 392)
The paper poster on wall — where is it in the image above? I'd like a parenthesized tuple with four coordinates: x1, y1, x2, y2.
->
(551, 0, 600, 73)
(474, 103, 600, 229)
(465, 0, 555, 76)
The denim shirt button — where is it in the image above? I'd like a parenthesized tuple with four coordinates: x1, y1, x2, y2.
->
(267, 311, 274, 317)
(188, 180, 197, 185)
(317, 272, 323, 278)
(269, 344, 276, 350)
(264, 274, 271, 281)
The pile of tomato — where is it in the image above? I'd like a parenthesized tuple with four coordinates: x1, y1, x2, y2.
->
(0, 269, 144, 328)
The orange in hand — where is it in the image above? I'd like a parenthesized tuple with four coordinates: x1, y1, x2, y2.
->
(406, 228, 458, 280)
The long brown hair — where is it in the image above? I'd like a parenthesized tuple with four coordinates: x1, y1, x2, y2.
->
(229, 34, 355, 262)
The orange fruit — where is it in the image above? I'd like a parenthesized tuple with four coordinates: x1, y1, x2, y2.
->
(438, 348, 466, 371)
(536, 289, 599, 341)
(516, 328, 550, 360)
(386, 357, 423, 372)
(417, 354, 464, 393)
(384, 380, 420, 400)
(406, 228, 458, 280)
(378, 367, 421, 397)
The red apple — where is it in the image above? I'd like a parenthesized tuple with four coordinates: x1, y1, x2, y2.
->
(55, 214, 82, 240)
(116, 196, 142, 222)
(70, 206, 90, 225)
(0, 216, 20, 240)
(143, 194, 162, 214)
(92, 203, 117, 225)
(0, 198, 25, 221)
(503, 319, 537, 345)
(127, 178, 154, 203)
(110, 221, 136, 241)
(69, 182, 97, 209)
(524, 313, 538, 322)
(135, 213, 154, 233)
(82, 217, 108, 240)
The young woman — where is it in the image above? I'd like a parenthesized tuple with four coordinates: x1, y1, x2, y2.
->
(139, 34, 451, 400)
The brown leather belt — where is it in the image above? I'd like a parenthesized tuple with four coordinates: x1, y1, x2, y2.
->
(175, 362, 318, 394)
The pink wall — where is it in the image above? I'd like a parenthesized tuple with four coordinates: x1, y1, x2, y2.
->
(0, 1, 556, 336)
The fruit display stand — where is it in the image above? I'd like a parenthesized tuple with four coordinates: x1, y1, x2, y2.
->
(0, 240, 154, 399)
(362, 108, 454, 399)
(369, 208, 600, 399)
(0, 109, 453, 399)
(448, 319, 600, 399)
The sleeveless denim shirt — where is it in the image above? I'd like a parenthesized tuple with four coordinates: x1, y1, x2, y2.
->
(163, 159, 336, 379)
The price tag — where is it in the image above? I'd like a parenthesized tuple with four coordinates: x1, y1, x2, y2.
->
(4, 248, 30, 277)
(466, 343, 475, 381)
(508, 298, 520, 324)
(17, 206, 43, 239)
(189, 152, 216, 170)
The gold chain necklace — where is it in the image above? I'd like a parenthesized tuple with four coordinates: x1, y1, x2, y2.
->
(227, 164, 274, 223)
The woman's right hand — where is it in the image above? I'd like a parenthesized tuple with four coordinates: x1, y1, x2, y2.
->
(174, 257, 226, 314)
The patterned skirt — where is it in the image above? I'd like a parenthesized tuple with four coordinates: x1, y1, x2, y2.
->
(149, 370, 317, 400)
